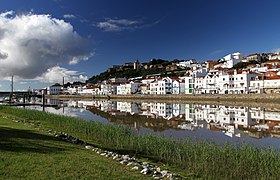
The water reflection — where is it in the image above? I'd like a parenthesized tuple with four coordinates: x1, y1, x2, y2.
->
(24, 99, 280, 148)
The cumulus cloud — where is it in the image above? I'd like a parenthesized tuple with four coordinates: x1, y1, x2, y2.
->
(97, 18, 140, 32)
(0, 10, 93, 81)
(0, 50, 8, 59)
(63, 14, 76, 19)
(37, 66, 88, 83)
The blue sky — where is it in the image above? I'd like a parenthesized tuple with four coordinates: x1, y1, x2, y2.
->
(0, 0, 280, 91)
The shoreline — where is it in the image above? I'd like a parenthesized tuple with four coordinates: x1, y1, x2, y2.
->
(46, 94, 280, 109)
(1, 106, 280, 179)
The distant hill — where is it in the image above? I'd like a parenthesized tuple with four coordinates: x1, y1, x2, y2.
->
(86, 59, 190, 84)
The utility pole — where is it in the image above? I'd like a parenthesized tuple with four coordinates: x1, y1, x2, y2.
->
(10, 75, 13, 104)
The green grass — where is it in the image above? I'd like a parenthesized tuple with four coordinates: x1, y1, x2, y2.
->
(1, 106, 280, 179)
(0, 114, 149, 179)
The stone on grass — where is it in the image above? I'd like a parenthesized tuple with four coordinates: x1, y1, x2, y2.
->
(85, 145, 93, 150)
(131, 166, 139, 171)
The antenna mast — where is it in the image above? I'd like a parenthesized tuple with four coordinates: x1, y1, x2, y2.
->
(10, 75, 14, 103)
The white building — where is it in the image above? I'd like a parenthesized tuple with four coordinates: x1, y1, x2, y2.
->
(217, 70, 259, 94)
(184, 75, 195, 94)
(250, 64, 268, 73)
(150, 77, 173, 94)
(268, 53, 280, 60)
(100, 83, 118, 95)
(79, 86, 99, 95)
(66, 86, 79, 95)
(219, 52, 242, 69)
(250, 76, 280, 93)
(49, 83, 63, 95)
(117, 82, 141, 95)
(141, 78, 157, 95)
(172, 78, 185, 94)
(176, 59, 196, 67)
(191, 70, 259, 94)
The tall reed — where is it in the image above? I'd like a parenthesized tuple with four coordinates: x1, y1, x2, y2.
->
(1, 106, 280, 179)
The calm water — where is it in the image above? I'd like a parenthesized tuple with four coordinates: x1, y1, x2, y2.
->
(23, 99, 280, 148)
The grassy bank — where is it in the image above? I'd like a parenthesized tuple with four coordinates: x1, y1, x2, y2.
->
(0, 111, 149, 179)
(1, 106, 280, 179)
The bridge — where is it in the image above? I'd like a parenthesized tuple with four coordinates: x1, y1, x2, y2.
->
(0, 91, 42, 99)
(0, 91, 30, 97)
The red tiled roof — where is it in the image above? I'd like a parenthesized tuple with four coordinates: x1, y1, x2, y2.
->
(267, 59, 280, 63)
(265, 76, 280, 80)
(250, 71, 262, 75)
(246, 53, 259, 57)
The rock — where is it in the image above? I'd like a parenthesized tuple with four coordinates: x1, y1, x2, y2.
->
(131, 166, 139, 171)
(140, 168, 152, 175)
(112, 155, 119, 160)
(85, 145, 93, 150)
(120, 160, 128, 164)
(122, 155, 130, 160)
(161, 170, 168, 177)
(126, 162, 134, 166)
(153, 176, 160, 179)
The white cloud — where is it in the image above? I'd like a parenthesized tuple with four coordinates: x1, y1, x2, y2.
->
(0, 10, 14, 18)
(210, 50, 224, 55)
(0, 50, 8, 59)
(97, 18, 161, 32)
(63, 14, 76, 19)
(37, 66, 88, 83)
(0, 10, 94, 81)
(97, 18, 140, 32)
(69, 52, 95, 65)
(272, 48, 280, 53)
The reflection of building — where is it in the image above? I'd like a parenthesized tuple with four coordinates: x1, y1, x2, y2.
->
(117, 102, 140, 114)
(185, 104, 261, 138)
(62, 99, 280, 140)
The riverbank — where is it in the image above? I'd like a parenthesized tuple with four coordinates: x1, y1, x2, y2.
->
(47, 94, 280, 109)
(1, 106, 280, 179)
(0, 113, 149, 179)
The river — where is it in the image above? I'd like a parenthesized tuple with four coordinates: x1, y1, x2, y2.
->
(20, 98, 280, 148)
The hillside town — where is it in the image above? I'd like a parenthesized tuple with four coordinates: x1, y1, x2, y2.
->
(45, 51, 280, 95)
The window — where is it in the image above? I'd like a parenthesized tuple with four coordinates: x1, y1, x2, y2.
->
(241, 77, 243, 80)
(223, 78, 225, 81)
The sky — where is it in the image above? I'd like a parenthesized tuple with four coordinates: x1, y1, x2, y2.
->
(0, 0, 280, 91)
